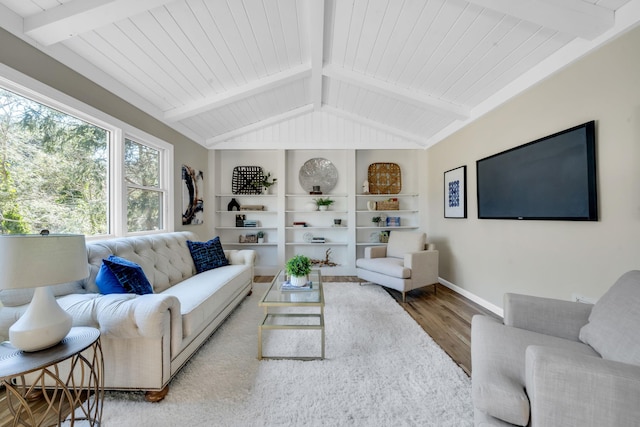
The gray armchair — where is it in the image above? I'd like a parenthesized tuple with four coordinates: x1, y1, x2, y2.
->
(471, 270, 640, 426)
(355, 231, 438, 302)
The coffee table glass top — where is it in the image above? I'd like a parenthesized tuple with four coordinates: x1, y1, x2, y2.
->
(260, 269, 323, 306)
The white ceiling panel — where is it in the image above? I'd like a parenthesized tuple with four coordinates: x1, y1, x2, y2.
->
(0, 0, 638, 148)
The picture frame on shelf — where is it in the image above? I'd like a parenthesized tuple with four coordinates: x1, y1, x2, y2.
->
(444, 165, 467, 219)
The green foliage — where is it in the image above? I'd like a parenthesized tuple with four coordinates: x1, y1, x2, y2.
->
(285, 254, 312, 277)
(256, 230, 265, 238)
(252, 172, 277, 190)
(314, 197, 334, 206)
(0, 88, 108, 235)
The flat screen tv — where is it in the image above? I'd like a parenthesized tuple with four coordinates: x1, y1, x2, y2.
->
(476, 121, 597, 221)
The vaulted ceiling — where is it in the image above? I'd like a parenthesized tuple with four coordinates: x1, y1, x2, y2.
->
(1, 0, 639, 149)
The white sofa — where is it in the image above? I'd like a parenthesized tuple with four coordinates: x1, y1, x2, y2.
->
(0, 231, 255, 401)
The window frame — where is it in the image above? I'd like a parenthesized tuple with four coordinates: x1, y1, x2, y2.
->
(0, 64, 174, 240)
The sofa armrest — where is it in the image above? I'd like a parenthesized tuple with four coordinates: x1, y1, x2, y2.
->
(225, 249, 256, 266)
(526, 345, 640, 427)
(364, 246, 387, 259)
(404, 250, 438, 285)
(67, 293, 183, 358)
(504, 293, 592, 341)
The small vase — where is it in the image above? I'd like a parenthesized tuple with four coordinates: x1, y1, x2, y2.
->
(319, 205, 328, 211)
(289, 275, 307, 287)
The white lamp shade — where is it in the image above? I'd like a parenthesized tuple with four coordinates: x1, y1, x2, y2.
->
(0, 234, 88, 351)
(0, 234, 88, 290)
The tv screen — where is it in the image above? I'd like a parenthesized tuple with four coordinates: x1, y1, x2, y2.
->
(476, 121, 597, 221)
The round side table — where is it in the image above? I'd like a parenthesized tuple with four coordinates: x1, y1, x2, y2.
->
(0, 326, 104, 426)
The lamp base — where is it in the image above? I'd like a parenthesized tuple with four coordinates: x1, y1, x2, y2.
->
(9, 286, 72, 352)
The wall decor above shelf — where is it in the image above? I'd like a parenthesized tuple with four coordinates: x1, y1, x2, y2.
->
(367, 162, 401, 194)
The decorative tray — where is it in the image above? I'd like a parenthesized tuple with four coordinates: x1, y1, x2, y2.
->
(368, 163, 401, 194)
(232, 166, 264, 195)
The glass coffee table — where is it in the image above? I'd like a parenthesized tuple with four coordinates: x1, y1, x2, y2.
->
(258, 269, 324, 360)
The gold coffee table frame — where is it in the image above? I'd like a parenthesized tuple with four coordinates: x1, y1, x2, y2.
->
(258, 270, 324, 360)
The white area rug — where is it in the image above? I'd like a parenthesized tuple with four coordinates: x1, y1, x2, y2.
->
(101, 283, 473, 426)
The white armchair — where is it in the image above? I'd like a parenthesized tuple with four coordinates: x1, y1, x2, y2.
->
(356, 231, 439, 302)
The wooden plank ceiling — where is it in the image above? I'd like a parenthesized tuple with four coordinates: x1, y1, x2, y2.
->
(0, 0, 638, 149)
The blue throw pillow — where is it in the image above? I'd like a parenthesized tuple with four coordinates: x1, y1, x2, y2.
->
(103, 255, 153, 295)
(187, 237, 229, 274)
(96, 261, 128, 294)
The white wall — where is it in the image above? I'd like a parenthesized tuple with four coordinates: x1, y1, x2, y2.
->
(425, 26, 640, 309)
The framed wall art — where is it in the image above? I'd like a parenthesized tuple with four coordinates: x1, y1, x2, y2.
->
(182, 164, 204, 225)
(444, 166, 467, 219)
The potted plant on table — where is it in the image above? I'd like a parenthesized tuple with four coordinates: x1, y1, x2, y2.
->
(285, 254, 312, 287)
(314, 197, 334, 211)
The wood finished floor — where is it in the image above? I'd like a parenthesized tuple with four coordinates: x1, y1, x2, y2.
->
(0, 277, 499, 425)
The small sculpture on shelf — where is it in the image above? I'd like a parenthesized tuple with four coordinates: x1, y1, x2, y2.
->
(311, 249, 337, 267)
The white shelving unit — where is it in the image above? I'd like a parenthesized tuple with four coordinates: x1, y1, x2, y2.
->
(211, 149, 422, 276)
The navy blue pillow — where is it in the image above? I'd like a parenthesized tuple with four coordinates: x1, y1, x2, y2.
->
(103, 255, 153, 295)
(96, 261, 128, 294)
(187, 237, 228, 274)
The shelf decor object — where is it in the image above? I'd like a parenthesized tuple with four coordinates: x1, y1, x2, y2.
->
(444, 165, 467, 218)
(0, 232, 88, 352)
(298, 158, 338, 193)
(368, 162, 401, 194)
(232, 166, 264, 195)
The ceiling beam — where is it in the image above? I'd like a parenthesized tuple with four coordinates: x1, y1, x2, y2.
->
(467, 0, 614, 40)
(309, 0, 326, 111)
(165, 64, 311, 122)
(322, 105, 427, 146)
(324, 64, 469, 120)
(205, 105, 314, 147)
(24, 0, 176, 46)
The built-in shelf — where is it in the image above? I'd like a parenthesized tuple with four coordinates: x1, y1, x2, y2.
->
(213, 149, 422, 275)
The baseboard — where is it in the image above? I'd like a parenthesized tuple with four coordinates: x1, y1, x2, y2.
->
(438, 277, 504, 318)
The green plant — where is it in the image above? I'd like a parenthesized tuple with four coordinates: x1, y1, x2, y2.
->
(256, 230, 264, 238)
(314, 197, 334, 206)
(285, 254, 312, 277)
(371, 216, 381, 224)
(253, 172, 277, 190)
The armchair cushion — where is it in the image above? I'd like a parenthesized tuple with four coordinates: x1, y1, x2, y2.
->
(355, 257, 410, 279)
(579, 270, 640, 365)
(472, 315, 599, 426)
(386, 231, 425, 258)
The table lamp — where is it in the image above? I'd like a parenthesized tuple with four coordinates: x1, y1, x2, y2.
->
(0, 233, 88, 352)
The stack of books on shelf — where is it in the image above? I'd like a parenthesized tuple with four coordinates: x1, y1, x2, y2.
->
(293, 222, 307, 227)
(240, 205, 264, 211)
(243, 220, 258, 227)
(311, 237, 325, 243)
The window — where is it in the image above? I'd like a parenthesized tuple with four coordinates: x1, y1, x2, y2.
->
(125, 138, 164, 232)
(0, 76, 173, 237)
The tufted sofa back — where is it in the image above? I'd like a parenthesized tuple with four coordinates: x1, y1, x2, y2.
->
(0, 232, 199, 307)
(83, 231, 198, 294)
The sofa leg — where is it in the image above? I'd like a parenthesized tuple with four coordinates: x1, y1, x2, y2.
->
(145, 385, 170, 403)
(402, 291, 406, 303)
